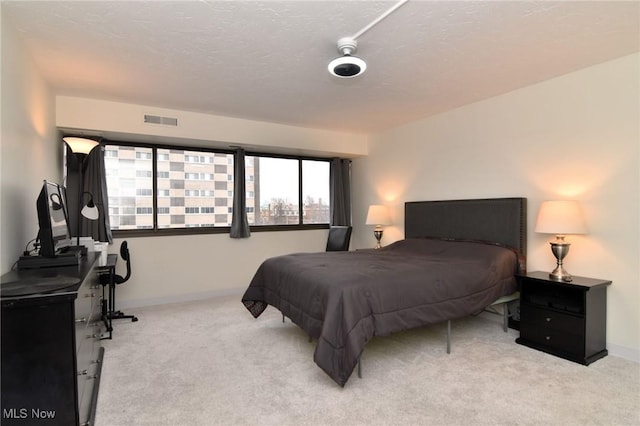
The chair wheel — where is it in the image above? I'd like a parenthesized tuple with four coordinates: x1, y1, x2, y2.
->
(132, 317, 139, 322)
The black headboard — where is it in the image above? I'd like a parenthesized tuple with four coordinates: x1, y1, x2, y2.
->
(405, 197, 527, 256)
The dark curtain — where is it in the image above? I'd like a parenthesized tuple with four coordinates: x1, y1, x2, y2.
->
(230, 148, 251, 238)
(330, 158, 352, 226)
(65, 143, 113, 243)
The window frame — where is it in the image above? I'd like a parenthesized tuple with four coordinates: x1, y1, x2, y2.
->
(106, 141, 331, 238)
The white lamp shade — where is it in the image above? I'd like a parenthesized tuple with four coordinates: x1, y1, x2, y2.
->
(535, 200, 588, 235)
(63, 137, 99, 154)
(366, 205, 391, 225)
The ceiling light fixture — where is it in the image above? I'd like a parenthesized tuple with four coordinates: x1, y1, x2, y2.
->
(328, 0, 409, 78)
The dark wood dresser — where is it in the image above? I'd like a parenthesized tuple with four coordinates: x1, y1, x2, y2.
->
(516, 271, 611, 365)
(1, 253, 105, 425)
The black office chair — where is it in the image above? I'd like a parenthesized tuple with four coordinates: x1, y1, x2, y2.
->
(325, 226, 352, 251)
(102, 241, 138, 323)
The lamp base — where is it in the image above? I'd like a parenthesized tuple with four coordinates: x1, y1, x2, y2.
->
(373, 227, 383, 249)
(549, 265, 572, 282)
(549, 238, 572, 282)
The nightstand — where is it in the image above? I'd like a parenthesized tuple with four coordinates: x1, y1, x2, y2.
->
(515, 271, 611, 365)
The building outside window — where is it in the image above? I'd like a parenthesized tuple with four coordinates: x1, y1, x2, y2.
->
(105, 144, 330, 233)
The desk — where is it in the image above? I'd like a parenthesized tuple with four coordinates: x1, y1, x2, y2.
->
(97, 253, 117, 340)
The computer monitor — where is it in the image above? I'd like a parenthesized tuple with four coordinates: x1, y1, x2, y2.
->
(36, 180, 72, 257)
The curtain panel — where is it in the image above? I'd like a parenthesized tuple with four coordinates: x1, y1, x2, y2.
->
(230, 148, 251, 238)
(65, 143, 113, 243)
(330, 158, 352, 226)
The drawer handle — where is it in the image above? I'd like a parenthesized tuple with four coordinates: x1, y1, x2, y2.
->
(87, 375, 98, 380)
(75, 317, 87, 324)
(87, 334, 100, 339)
(545, 336, 551, 341)
(85, 293, 96, 298)
(77, 369, 88, 376)
(546, 317, 552, 322)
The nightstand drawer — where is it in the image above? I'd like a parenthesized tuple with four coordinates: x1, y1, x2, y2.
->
(519, 323, 584, 356)
(520, 305, 584, 335)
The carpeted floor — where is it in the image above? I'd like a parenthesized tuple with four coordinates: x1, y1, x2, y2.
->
(96, 295, 639, 425)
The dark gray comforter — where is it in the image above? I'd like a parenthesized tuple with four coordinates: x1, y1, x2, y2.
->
(242, 238, 519, 386)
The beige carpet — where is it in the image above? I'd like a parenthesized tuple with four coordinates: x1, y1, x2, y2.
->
(96, 295, 639, 425)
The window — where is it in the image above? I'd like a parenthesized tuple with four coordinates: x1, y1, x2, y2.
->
(170, 197, 185, 207)
(249, 157, 298, 225)
(104, 143, 331, 235)
(105, 144, 235, 232)
(302, 160, 330, 224)
(185, 155, 213, 164)
(136, 151, 152, 160)
(246, 156, 330, 226)
(106, 146, 153, 230)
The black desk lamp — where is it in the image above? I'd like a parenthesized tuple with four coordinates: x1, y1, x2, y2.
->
(63, 137, 99, 247)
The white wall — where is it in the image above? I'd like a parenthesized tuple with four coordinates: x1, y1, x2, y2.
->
(56, 96, 368, 158)
(1, 12, 59, 273)
(352, 54, 640, 360)
(111, 230, 328, 308)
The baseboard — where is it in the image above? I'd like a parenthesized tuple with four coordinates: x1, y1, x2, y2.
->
(116, 287, 245, 310)
(607, 343, 640, 363)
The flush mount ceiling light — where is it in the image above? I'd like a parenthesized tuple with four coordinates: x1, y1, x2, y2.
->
(328, 0, 409, 78)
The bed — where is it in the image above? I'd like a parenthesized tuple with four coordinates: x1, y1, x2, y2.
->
(242, 197, 527, 386)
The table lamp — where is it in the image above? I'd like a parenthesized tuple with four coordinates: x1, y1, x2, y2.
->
(366, 205, 391, 249)
(534, 200, 588, 282)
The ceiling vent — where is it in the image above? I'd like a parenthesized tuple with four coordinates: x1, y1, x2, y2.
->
(144, 114, 178, 126)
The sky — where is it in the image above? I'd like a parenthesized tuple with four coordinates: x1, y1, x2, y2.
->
(257, 157, 329, 205)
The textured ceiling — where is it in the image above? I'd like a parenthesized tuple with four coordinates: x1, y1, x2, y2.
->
(4, 1, 639, 134)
